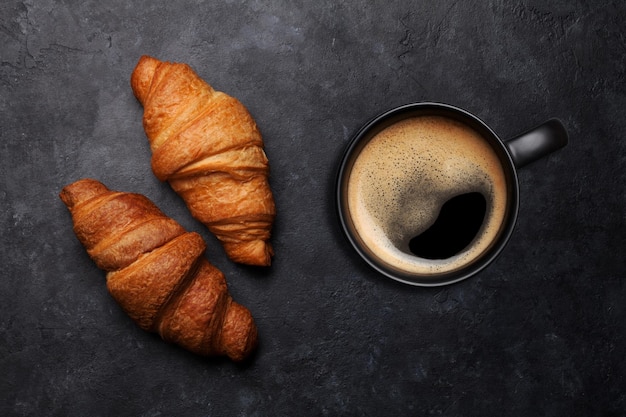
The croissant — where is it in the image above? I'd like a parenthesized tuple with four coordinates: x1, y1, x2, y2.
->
(130, 55, 276, 266)
(59, 178, 258, 361)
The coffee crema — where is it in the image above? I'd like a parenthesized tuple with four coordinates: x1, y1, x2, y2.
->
(346, 115, 508, 276)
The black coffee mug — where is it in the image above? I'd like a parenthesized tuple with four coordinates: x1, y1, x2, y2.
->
(336, 102, 568, 286)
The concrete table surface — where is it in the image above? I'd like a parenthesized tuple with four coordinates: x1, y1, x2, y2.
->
(1, 1, 624, 416)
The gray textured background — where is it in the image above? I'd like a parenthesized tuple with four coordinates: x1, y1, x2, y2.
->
(1, 0, 625, 416)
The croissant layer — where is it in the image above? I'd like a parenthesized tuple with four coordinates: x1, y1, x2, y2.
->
(131, 55, 276, 266)
(60, 178, 257, 361)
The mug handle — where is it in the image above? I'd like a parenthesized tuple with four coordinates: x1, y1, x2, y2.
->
(505, 119, 569, 168)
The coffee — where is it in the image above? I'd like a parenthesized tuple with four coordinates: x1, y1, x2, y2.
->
(346, 115, 508, 276)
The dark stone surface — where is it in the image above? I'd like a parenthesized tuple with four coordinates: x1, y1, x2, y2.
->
(1, 1, 624, 415)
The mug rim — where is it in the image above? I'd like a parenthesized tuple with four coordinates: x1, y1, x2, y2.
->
(336, 101, 520, 287)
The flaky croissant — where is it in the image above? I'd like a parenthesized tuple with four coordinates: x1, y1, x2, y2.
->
(130, 55, 276, 266)
(60, 178, 258, 361)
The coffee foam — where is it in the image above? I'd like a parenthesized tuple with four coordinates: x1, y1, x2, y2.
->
(347, 115, 508, 276)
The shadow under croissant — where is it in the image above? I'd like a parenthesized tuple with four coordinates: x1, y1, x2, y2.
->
(144, 330, 261, 368)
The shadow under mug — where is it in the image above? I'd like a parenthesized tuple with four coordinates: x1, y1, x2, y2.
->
(336, 102, 568, 287)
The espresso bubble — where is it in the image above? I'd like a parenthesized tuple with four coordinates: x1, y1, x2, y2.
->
(347, 115, 508, 276)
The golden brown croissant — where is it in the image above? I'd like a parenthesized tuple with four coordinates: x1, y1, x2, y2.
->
(130, 55, 276, 266)
(59, 178, 258, 361)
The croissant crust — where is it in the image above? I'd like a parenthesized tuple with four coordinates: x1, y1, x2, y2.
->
(131, 55, 276, 266)
(60, 178, 258, 361)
